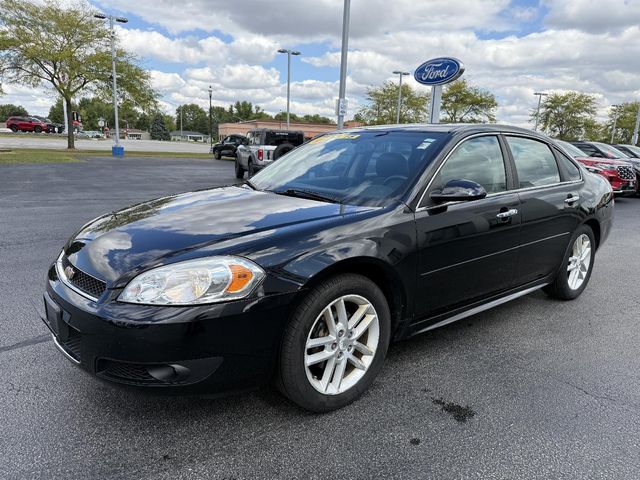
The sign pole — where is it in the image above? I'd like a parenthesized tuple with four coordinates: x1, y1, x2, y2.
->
(632, 106, 640, 146)
(429, 85, 442, 124)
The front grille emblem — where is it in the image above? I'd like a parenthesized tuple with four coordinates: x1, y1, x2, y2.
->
(64, 265, 75, 280)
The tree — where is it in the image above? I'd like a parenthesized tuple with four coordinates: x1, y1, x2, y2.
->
(0, 103, 28, 120)
(608, 102, 640, 144)
(175, 104, 208, 133)
(0, 0, 157, 148)
(441, 79, 498, 123)
(150, 113, 170, 141)
(355, 81, 429, 125)
(533, 92, 599, 140)
(48, 98, 65, 124)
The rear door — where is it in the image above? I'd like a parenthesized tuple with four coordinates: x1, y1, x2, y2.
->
(414, 134, 521, 319)
(504, 135, 583, 284)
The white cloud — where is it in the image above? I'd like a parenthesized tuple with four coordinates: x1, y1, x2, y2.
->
(543, 0, 640, 32)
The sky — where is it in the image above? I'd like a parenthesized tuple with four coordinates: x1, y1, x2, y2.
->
(3, 0, 640, 126)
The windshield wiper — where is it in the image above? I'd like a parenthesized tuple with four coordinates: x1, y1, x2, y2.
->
(273, 188, 341, 204)
(243, 179, 258, 190)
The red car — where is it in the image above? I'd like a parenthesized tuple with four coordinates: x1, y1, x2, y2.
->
(557, 140, 637, 195)
(6, 116, 49, 133)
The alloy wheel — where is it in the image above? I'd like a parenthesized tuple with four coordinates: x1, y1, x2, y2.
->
(567, 234, 591, 290)
(304, 294, 380, 395)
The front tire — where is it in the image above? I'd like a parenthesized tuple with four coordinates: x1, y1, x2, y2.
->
(544, 224, 595, 300)
(278, 273, 391, 412)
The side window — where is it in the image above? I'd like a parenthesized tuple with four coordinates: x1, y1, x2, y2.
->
(506, 137, 560, 188)
(557, 152, 581, 181)
(433, 136, 507, 194)
(577, 144, 602, 158)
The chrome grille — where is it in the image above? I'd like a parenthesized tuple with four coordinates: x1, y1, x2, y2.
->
(617, 165, 635, 180)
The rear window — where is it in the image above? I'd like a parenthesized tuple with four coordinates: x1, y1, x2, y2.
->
(264, 131, 304, 146)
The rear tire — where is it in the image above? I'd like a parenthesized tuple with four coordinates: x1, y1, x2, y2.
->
(235, 160, 244, 179)
(10, 125, 18, 133)
(34, 126, 42, 133)
(248, 160, 256, 178)
(278, 273, 391, 412)
(273, 142, 295, 160)
(544, 224, 595, 300)
(214, 150, 221, 160)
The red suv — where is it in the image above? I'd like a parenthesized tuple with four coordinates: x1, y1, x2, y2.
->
(6, 116, 49, 133)
(557, 140, 637, 195)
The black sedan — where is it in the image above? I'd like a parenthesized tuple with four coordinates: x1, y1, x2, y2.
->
(43, 124, 614, 412)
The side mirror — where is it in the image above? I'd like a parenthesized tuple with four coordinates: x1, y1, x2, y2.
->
(430, 179, 487, 203)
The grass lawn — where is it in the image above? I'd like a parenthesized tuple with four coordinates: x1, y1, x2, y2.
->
(0, 148, 214, 164)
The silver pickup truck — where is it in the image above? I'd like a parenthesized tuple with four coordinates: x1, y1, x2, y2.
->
(235, 128, 305, 178)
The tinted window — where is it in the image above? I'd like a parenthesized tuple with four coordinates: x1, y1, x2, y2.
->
(251, 131, 448, 207)
(264, 131, 304, 146)
(574, 143, 602, 158)
(433, 136, 506, 194)
(507, 137, 560, 188)
(557, 152, 581, 181)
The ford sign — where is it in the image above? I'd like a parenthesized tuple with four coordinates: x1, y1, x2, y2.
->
(414, 58, 465, 86)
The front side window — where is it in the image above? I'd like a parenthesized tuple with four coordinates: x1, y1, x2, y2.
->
(506, 136, 560, 188)
(432, 136, 507, 194)
(251, 131, 449, 207)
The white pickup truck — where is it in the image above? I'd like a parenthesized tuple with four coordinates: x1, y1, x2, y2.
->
(235, 128, 305, 178)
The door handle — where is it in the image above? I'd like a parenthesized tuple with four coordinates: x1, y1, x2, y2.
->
(565, 195, 580, 204)
(496, 208, 518, 219)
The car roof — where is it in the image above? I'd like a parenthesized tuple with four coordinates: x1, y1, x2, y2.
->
(249, 128, 304, 134)
(333, 123, 550, 140)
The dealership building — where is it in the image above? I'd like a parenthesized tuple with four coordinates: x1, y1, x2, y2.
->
(218, 120, 363, 141)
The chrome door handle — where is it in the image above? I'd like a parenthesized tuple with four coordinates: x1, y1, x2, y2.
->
(496, 208, 518, 219)
(565, 195, 580, 204)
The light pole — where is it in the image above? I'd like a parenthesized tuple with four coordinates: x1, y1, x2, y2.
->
(94, 12, 128, 150)
(277, 49, 301, 130)
(208, 85, 213, 151)
(611, 104, 621, 143)
(533, 92, 548, 131)
(393, 71, 410, 124)
(632, 106, 640, 146)
(337, 0, 351, 129)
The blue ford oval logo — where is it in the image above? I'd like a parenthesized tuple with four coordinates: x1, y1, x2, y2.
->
(414, 57, 465, 86)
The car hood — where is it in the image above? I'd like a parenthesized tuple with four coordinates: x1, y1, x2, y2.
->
(64, 185, 373, 284)
(576, 156, 632, 167)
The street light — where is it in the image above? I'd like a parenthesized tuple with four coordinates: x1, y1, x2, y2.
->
(94, 12, 128, 150)
(611, 104, 621, 143)
(277, 49, 301, 130)
(393, 71, 410, 124)
(533, 92, 548, 131)
(337, 0, 351, 129)
(208, 85, 213, 152)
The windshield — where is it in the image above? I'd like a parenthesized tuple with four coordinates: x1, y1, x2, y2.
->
(621, 145, 640, 157)
(250, 130, 449, 207)
(556, 140, 587, 158)
(592, 142, 629, 159)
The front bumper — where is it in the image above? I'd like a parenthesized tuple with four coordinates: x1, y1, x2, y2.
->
(43, 264, 296, 393)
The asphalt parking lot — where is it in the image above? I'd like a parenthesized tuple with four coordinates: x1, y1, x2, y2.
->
(1, 156, 639, 479)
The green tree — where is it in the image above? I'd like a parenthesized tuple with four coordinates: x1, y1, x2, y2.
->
(163, 114, 176, 132)
(355, 81, 429, 125)
(150, 113, 170, 141)
(0, 0, 157, 148)
(175, 104, 208, 133)
(0, 103, 28, 120)
(533, 92, 599, 140)
(608, 102, 640, 144)
(441, 79, 498, 123)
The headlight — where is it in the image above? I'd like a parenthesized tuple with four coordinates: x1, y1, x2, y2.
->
(119, 256, 265, 305)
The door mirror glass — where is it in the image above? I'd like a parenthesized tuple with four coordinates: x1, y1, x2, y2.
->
(430, 179, 487, 203)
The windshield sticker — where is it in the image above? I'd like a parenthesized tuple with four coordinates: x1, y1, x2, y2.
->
(309, 133, 360, 144)
(417, 138, 437, 150)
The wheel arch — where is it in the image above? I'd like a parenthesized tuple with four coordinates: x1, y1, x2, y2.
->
(583, 218, 601, 249)
(293, 256, 410, 339)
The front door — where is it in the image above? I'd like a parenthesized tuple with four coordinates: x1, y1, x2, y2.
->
(414, 135, 521, 319)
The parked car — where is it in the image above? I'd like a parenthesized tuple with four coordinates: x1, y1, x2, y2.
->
(6, 116, 49, 133)
(557, 140, 640, 195)
(77, 130, 103, 139)
(235, 128, 305, 178)
(43, 124, 613, 412)
(570, 141, 630, 160)
(613, 144, 640, 159)
(211, 134, 246, 160)
(32, 115, 64, 134)
(557, 140, 637, 195)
